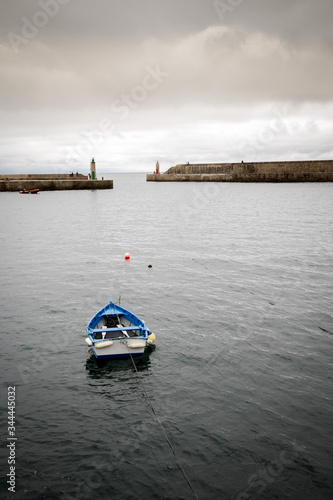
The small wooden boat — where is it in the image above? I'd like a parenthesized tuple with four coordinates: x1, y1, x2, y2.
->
(19, 189, 40, 194)
(85, 301, 156, 359)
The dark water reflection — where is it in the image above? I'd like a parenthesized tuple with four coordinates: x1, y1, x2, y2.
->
(85, 349, 154, 378)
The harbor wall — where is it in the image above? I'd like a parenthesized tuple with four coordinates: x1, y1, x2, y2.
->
(0, 179, 113, 192)
(147, 160, 333, 182)
(0, 173, 87, 180)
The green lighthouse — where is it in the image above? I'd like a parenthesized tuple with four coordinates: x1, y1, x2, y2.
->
(90, 157, 96, 180)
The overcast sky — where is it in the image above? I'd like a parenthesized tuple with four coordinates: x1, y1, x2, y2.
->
(1, 0, 333, 173)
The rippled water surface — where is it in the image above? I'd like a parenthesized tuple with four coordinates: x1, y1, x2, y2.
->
(1, 174, 333, 499)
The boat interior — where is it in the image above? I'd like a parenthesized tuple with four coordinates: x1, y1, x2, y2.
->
(93, 314, 142, 340)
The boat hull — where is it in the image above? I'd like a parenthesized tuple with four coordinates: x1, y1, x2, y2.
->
(19, 189, 40, 194)
(85, 301, 155, 359)
(91, 337, 147, 359)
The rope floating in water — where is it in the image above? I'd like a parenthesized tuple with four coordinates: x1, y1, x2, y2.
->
(128, 349, 200, 500)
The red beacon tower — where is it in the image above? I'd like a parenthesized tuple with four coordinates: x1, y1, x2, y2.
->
(155, 161, 160, 174)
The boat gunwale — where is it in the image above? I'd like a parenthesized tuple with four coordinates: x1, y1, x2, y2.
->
(89, 333, 147, 343)
(86, 301, 146, 332)
(91, 326, 145, 333)
(91, 336, 147, 343)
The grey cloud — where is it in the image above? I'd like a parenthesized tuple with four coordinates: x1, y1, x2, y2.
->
(1, 25, 332, 113)
(0, 0, 332, 172)
(1, 0, 217, 40)
(1, 0, 333, 45)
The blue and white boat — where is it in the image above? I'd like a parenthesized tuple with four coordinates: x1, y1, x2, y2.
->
(85, 301, 156, 359)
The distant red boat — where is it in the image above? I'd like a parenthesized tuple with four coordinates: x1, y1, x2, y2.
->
(19, 189, 40, 194)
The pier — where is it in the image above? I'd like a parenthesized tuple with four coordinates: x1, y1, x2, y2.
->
(0, 159, 113, 192)
(0, 174, 113, 192)
(147, 160, 333, 182)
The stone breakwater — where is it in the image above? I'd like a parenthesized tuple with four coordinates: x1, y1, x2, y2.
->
(147, 160, 333, 182)
(0, 174, 113, 192)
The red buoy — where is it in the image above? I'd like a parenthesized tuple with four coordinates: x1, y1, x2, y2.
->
(124, 253, 130, 261)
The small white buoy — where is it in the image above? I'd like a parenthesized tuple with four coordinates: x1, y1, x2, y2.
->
(125, 253, 130, 261)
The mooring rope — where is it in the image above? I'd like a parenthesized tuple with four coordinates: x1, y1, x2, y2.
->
(128, 350, 200, 500)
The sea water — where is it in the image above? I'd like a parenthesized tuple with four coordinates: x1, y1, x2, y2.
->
(0, 174, 332, 499)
